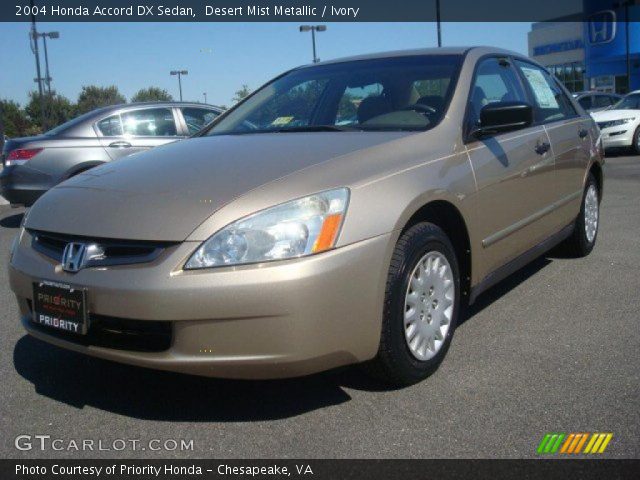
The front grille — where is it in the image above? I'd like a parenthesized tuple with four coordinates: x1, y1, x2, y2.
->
(29, 229, 176, 268)
(27, 300, 172, 352)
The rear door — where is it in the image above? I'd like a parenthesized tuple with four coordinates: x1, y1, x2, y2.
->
(466, 56, 557, 275)
(514, 60, 591, 231)
(96, 106, 184, 161)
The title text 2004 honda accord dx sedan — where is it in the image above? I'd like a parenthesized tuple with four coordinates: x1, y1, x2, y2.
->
(9, 48, 604, 385)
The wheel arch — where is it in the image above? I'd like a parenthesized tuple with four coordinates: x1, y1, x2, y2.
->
(588, 160, 604, 198)
(401, 199, 472, 300)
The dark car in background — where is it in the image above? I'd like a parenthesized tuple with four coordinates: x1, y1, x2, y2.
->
(1, 102, 223, 206)
(572, 91, 622, 113)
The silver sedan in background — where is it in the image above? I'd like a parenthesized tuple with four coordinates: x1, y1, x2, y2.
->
(0, 102, 223, 206)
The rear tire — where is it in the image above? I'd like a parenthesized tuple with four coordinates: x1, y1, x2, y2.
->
(564, 173, 600, 257)
(365, 222, 460, 387)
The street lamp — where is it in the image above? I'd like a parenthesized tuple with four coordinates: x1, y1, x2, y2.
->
(299, 25, 326, 63)
(36, 31, 60, 96)
(28, 0, 46, 131)
(203, 92, 207, 104)
(170, 70, 188, 101)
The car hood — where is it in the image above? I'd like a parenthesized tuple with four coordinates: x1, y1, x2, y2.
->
(591, 109, 640, 122)
(26, 132, 410, 241)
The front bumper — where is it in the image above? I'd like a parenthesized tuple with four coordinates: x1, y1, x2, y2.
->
(9, 230, 392, 379)
(0, 165, 51, 206)
(599, 127, 634, 148)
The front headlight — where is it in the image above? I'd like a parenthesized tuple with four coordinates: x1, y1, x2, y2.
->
(600, 118, 635, 129)
(185, 188, 349, 269)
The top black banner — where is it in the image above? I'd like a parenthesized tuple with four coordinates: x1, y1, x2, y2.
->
(2, 0, 634, 23)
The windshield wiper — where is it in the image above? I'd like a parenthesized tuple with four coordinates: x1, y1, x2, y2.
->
(270, 125, 361, 133)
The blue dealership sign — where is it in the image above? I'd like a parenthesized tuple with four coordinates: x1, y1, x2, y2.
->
(588, 10, 616, 44)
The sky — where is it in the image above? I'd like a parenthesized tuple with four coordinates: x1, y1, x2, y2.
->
(0, 22, 531, 107)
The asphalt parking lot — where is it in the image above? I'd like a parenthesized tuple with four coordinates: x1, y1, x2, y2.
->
(0, 155, 638, 459)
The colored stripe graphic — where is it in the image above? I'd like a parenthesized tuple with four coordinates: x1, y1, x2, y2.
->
(538, 433, 613, 454)
(537, 433, 565, 454)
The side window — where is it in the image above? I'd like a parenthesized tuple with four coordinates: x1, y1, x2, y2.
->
(182, 108, 220, 135)
(578, 96, 592, 110)
(120, 108, 178, 137)
(97, 115, 123, 136)
(593, 95, 612, 109)
(468, 57, 527, 127)
(515, 60, 576, 123)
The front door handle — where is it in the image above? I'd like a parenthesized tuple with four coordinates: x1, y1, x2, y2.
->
(108, 141, 132, 148)
(535, 142, 551, 155)
(578, 128, 589, 139)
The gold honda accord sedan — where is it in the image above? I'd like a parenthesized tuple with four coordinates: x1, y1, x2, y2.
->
(9, 47, 603, 385)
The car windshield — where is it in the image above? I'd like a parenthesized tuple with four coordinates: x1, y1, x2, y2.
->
(205, 55, 462, 136)
(611, 93, 640, 110)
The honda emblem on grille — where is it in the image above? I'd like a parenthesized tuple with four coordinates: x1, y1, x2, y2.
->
(61, 243, 88, 273)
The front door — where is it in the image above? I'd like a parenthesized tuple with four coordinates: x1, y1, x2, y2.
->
(465, 57, 557, 277)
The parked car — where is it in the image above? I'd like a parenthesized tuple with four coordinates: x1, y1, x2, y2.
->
(572, 91, 622, 113)
(591, 91, 640, 154)
(9, 47, 603, 386)
(0, 102, 223, 206)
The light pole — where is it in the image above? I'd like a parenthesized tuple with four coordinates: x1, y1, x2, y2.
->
(436, 0, 442, 47)
(203, 92, 207, 104)
(28, 0, 46, 131)
(299, 25, 326, 63)
(613, 1, 633, 93)
(38, 31, 60, 96)
(170, 70, 188, 101)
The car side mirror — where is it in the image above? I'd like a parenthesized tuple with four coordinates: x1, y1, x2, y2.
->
(472, 101, 533, 137)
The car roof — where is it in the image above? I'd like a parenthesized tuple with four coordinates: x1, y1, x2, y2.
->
(93, 101, 224, 113)
(299, 46, 523, 68)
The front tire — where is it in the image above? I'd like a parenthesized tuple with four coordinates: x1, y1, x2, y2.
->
(366, 222, 460, 386)
(632, 126, 640, 155)
(564, 173, 600, 257)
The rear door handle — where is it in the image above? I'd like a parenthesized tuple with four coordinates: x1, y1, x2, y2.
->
(578, 129, 589, 139)
(535, 142, 551, 155)
(108, 141, 132, 148)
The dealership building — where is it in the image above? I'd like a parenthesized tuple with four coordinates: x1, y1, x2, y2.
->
(528, 0, 639, 94)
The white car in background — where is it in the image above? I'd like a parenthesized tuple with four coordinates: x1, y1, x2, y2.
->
(591, 91, 640, 154)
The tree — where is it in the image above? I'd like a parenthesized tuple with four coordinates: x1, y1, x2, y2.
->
(131, 87, 173, 103)
(0, 99, 34, 138)
(24, 91, 75, 132)
(233, 84, 252, 104)
(76, 85, 125, 114)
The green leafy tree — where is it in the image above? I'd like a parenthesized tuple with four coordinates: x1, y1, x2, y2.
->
(233, 84, 252, 104)
(76, 85, 125, 114)
(131, 87, 173, 103)
(25, 91, 75, 133)
(0, 99, 34, 137)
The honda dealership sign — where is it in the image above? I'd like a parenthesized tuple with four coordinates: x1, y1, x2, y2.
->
(588, 10, 616, 44)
